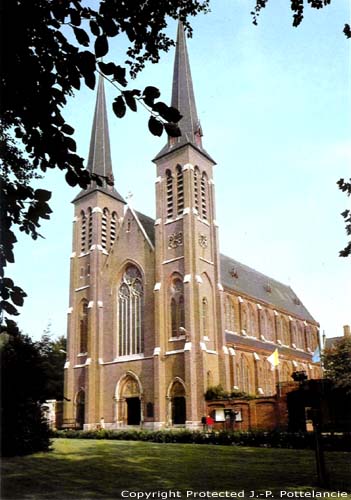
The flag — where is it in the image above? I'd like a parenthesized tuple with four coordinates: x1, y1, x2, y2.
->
(267, 348, 279, 370)
(312, 345, 321, 363)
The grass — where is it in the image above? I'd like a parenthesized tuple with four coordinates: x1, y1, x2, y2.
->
(1, 439, 351, 499)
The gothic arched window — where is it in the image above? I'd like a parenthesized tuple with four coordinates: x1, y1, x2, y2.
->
(101, 207, 109, 249)
(202, 297, 209, 338)
(110, 211, 118, 246)
(88, 207, 93, 249)
(80, 210, 87, 253)
(169, 276, 185, 337)
(225, 296, 235, 332)
(79, 299, 88, 353)
(200, 172, 208, 220)
(118, 265, 144, 356)
(176, 165, 184, 215)
(194, 167, 200, 213)
(166, 169, 173, 219)
(239, 355, 251, 394)
(282, 317, 290, 346)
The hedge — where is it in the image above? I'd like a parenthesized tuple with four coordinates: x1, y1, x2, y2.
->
(51, 429, 351, 451)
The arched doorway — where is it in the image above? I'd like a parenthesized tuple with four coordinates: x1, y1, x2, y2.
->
(168, 379, 186, 425)
(115, 373, 143, 426)
(75, 389, 85, 429)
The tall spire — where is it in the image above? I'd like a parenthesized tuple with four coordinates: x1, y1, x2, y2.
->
(154, 21, 214, 162)
(74, 75, 125, 203)
(171, 21, 201, 148)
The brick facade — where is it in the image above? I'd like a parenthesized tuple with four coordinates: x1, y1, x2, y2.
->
(63, 23, 322, 431)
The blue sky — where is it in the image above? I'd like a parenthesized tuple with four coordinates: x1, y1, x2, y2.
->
(9, 0, 350, 340)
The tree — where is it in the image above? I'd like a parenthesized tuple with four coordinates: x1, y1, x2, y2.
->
(0, 0, 209, 324)
(251, 0, 351, 258)
(0, 327, 51, 456)
(36, 325, 67, 401)
(323, 337, 351, 394)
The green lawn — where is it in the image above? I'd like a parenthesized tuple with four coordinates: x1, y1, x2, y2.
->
(2, 439, 351, 500)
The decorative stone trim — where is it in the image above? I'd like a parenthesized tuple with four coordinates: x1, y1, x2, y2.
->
(162, 256, 184, 265)
(241, 329, 247, 336)
(168, 232, 183, 249)
(165, 349, 184, 355)
(70, 252, 76, 258)
(183, 274, 191, 283)
(64, 361, 70, 369)
(182, 207, 191, 215)
(154, 283, 161, 291)
(238, 296, 243, 303)
(200, 342, 207, 351)
(198, 234, 208, 248)
(92, 207, 103, 214)
(75, 285, 90, 292)
(154, 218, 161, 225)
(253, 352, 260, 361)
(98, 301, 103, 308)
(228, 347, 235, 356)
(274, 310, 279, 316)
(73, 216, 78, 222)
(183, 163, 194, 171)
(153, 347, 161, 356)
(184, 342, 192, 351)
(195, 275, 203, 284)
(67, 307, 73, 314)
(257, 303, 262, 310)
(88, 301, 94, 308)
(222, 346, 229, 354)
(217, 283, 224, 291)
(85, 357, 92, 365)
(155, 176, 162, 183)
(258, 388, 264, 395)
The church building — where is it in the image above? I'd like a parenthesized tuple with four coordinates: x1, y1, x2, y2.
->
(63, 22, 322, 430)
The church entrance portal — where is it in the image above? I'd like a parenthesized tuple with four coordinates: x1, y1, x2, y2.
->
(116, 373, 143, 426)
(126, 397, 141, 425)
(75, 390, 85, 429)
(169, 380, 186, 425)
(172, 396, 186, 424)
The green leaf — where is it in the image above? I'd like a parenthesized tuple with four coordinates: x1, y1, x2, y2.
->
(65, 169, 78, 187)
(148, 116, 163, 137)
(153, 102, 182, 123)
(123, 91, 139, 112)
(112, 96, 126, 118)
(1, 300, 19, 316)
(99, 62, 115, 75)
(95, 35, 108, 58)
(34, 189, 52, 202)
(73, 27, 90, 47)
(113, 66, 127, 87)
(90, 20, 100, 36)
(69, 8, 81, 26)
(143, 86, 161, 107)
(61, 124, 75, 135)
(164, 122, 181, 138)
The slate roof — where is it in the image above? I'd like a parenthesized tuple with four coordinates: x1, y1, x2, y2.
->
(135, 214, 316, 324)
(135, 211, 155, 246)
(73, 75, 125, 204)
(220, 254, 316, 323)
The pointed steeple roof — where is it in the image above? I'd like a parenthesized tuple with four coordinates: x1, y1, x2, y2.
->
(154, 21, 215, 163)
(73, 75, 125, 203)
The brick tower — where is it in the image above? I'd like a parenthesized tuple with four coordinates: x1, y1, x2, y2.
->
(63, 75, 126, 428)
(152, 22, 229, 428)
